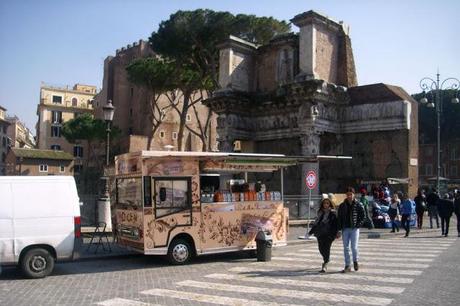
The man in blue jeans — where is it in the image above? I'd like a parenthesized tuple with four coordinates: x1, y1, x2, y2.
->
(337, 187, 365, 273)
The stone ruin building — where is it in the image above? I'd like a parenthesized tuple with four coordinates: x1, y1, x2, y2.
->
(204, 10, 418, 200)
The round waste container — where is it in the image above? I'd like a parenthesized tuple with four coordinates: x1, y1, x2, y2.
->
(255, 231, 272, 261)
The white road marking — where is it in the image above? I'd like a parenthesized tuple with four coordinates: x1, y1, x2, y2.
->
(277, 256, 429, 268)
(357, 240, 454, 245)
(298, 249, 438, 257)
(176, 280, 393, 306)
(96, 298, 158, 306)
(141, 288, 302, 306)
(285, 252, 434, 262)
(229, 266, 415, 284)
(205, 273, 405, 294)
(353, 242, 450, 248)
(253, 261, 423, 275)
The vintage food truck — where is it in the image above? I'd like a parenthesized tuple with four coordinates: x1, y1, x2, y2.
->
(114, 151, 306, 264)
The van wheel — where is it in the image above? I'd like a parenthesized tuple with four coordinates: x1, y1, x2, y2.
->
(167, 239, 192, 265)
(21, 248, 55, 278)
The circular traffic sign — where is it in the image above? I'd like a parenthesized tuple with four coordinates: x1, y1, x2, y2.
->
(305, 170, 317, 190)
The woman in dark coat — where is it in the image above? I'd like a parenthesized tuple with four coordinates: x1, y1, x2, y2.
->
(438, 194, 454, 237)
(414, 189, 427, 229)
(309, 198, 338, 272)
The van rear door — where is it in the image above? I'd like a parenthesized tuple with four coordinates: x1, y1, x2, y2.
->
(0, 180, 14, 264)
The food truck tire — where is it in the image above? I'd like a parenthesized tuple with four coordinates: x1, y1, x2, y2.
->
(167, 238, 193, 265)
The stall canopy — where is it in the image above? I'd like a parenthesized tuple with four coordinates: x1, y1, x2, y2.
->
(134, 151, 352, 173)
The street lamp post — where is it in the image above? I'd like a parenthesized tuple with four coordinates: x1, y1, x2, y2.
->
(419, 72, 459, 194)
(102, 100, 115, 168)
(98, 100, 115, 231)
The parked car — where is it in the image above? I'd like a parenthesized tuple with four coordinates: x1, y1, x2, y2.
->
(0, 176, 81, 278)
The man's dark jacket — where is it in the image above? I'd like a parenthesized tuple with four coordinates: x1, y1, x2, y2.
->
(337, 199, 365, 230)
(426, 192, 439, 208)
(437, 199, 454, 218)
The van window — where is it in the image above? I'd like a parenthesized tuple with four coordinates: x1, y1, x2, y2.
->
(154, 177, 191, 218)
(116, 177, 142, 207)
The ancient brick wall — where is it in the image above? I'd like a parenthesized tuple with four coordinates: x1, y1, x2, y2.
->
(314, 23, 340, 85)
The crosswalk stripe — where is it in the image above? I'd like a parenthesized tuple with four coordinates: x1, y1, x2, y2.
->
(284, 253, 430, 269)
(253, 261, 423, 275)
(330, 244, 448, 250)
(229, 266, 414, 284)
(358, 240, 454, 245)
(285, 253, 433, 262)
(205, 273, 405, 294)
(278, 256, 429, 268)
(96, 298, 157, 306)
(176, 280, 393, 306)
(355, 242, 450, 247)
(298, 250, 438, 257)
(141, 288, 302, 306)
(301, 245, 443, 255)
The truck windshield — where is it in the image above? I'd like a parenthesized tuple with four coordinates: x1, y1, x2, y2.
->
(116, 177, 142, 207)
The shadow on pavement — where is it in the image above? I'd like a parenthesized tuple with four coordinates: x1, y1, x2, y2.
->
(0, 249, 256, 280)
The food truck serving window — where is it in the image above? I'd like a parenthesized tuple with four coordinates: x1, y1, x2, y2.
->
(116, 177, 142, 207)
(154, 177, 191, 218)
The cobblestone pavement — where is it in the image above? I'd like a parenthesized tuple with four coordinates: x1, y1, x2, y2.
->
(1, 227, 459, 306)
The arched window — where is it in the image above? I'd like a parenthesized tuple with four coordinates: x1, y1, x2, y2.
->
(72, 97, 78, 107)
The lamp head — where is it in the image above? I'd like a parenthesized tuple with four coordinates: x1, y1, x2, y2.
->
(427, 102, 435, 108)
(420, 97, 428, 104)
(103, 100, 115, 122)
(452, 97, 459, 104)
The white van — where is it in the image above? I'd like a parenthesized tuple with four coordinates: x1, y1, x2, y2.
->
(0, 176, 82, 278)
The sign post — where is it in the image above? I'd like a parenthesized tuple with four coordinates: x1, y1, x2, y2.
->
(305, 170, 317, 238)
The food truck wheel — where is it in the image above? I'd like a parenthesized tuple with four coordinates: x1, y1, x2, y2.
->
(167, 239, 192, 265)
(20, 248, 55, 278)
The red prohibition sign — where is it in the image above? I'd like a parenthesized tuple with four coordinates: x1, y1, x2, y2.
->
(305, 170, 317, 190)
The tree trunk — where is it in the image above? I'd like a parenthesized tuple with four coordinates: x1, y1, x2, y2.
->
(177, 91, 190, 151)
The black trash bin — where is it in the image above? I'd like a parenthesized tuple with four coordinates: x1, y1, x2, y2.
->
(255, 230, 272, 261)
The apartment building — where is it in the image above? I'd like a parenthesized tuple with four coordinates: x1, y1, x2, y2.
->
(5, 147, 74, 176)
(36, 83, 96, 173)
(419, 141, 460, 188)
(6, 115, 35, 149)
(0, 106, 10, 175)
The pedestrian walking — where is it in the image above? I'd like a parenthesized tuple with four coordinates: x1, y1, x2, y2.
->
(359, 188, 374, 229)
(438, 194, 454, 237)
(388, 194, 401, 233)
(426, 188, 440, 228)
(337, 187, 365, 273)
(454, 190, 460, 237)
(414, 189, 427, 229)
(400, 193, 416, 237)
(308, 198, 338, 273)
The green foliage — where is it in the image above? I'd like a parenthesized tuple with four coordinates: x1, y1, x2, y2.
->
(126, 57, 176, 92)
(61, 113, 120, 143)
(149, 9, 291, 88)
(233, 14, 291, 45)
(413, 89, 460, 142)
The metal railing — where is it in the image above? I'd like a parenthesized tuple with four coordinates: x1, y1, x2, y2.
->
(284, 194, 323, 220)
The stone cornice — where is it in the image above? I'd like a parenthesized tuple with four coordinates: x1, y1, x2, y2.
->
(291, 10, 349, 36)
(216, 35, 258, 54)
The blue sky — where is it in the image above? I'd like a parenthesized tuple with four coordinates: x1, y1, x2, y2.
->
(1, 0, 459, 133)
